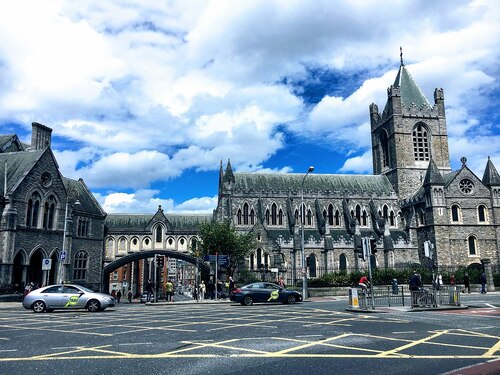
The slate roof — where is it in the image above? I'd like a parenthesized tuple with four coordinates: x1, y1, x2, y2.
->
(482, 157, 500, 187)
(423, 159, 445, 185)
(105, 213, 211, 232)
(0, 149, 44, 196)
(232, 173, 395, 196)
(63, 177, 106, 217)
(393, 64, 431, 108)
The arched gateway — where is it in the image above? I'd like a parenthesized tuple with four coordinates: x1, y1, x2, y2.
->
(102, 250, 209, 293)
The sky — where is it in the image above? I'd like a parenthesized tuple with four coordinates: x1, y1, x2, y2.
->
(0, 0, 499, 214)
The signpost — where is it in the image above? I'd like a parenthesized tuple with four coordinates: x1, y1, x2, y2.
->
(42, 259, 52, 286)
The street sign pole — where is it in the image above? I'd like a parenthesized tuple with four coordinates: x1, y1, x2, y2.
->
(154, 255, 157, 303)
(215, 252, 218, 301)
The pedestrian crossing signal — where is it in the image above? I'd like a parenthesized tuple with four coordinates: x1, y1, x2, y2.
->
(370, 239, 377, 255)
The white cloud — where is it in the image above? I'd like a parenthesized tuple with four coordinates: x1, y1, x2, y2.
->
(0, 0, 499, 211)
(94, 189, 174, 214)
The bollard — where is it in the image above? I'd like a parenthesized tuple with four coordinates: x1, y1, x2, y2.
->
(348, 288, 359, 309)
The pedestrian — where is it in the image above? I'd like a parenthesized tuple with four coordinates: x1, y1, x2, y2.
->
(434, 273, 443, 291)
(409, 271, 421, 292)
(207, 278, 215, 299)
(229, 276, 235, 292)
(199, 281, 206, 300)
(116, 290, 122, 303)
(462, 273, 470, 293)
(127, 289, 132, 303)
(146, 279, 154, 302)
(216, 279, 223, 298)
(480, 272, 487, 294)
(165, 278, 174, 302)
(278, 276, 285, 288)
(111, 290, 116, 299)
(450, 274, 455, 286)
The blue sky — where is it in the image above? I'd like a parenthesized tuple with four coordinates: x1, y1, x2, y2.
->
(0, 0, 499, 213)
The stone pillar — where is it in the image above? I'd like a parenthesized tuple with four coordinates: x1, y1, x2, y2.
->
(0, 201, 17, 284)
(481, 259, 495, 292)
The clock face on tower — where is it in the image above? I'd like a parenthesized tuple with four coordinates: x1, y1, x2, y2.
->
(41, 172, 52, 187)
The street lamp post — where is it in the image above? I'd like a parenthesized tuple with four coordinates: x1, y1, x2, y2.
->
(57, 199, 80, 284)
(301, 166, 314, 300)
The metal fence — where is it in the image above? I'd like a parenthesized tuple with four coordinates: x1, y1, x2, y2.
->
(356, 285, 461, 310)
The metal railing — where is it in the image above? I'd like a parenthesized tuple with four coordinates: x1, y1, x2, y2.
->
(356, 285, 461, 310)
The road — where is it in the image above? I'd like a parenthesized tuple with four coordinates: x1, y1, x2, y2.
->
(0, 293, 499, 375)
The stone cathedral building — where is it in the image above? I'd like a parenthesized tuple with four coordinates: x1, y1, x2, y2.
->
(1, 57, 499, 292)
(215, 59, 500, 285)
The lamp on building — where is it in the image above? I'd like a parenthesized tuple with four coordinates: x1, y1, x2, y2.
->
(57, 199, 81, 284)
(301, 166, 314, 300)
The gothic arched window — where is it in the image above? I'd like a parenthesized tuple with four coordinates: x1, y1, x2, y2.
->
(307, 209, 312, 225)
(250, 253, 255, 270)
(468, 236, 477, 256)
(26, 192, 41, 227)
(451, 204, 461, 223)
(328, 204, 334, 226)
(250, 209, 255, 225)
(381, 130, 390, 168)
(155, 226, 163, 243)
(389, 211, 395, 227)
(413, 123, 430, 161)
(477, 205, 488, 223)
(278, 209, 283, 225)
(355, 205, 361, 226)
(243, 203, 249, 225)
(271, 203, 277, 225)
(237, 209, 242, 225)
(334, 210, 341, 226)
(362, 210, 368, 226)
(265, 210, 270, 225)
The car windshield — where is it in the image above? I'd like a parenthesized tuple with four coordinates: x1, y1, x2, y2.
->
(75, 285, 95, 293)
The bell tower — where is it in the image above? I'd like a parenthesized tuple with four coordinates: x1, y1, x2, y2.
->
(370, 49, 451, 199)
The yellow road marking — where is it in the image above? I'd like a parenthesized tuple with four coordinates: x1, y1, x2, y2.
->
(375, 330, 448, 357)
(483, 339, 500, 357)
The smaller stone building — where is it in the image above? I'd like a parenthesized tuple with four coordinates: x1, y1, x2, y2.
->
(0, 123, 106, 291)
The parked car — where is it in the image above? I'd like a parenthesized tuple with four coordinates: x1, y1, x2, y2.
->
(229, 282, 302, 306)
(22, 284, 115, 313)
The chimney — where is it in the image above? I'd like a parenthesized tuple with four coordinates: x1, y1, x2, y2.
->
(31, 122, 52, 150)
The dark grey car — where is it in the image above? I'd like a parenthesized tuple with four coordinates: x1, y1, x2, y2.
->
(22, 284, 115, 313)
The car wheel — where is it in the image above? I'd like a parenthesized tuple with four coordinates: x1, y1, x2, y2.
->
(87, 299, 101, 312)
(286, 295, 296, 304)
(32, 300, 46, 313)
(243, 296, 253, 306)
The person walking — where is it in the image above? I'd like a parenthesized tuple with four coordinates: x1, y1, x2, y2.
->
(127, 289, 132, 303)
(278, 277, 285, 288)
(409, 271, 422, 292)
(165, 279, 174, 302)
(480, 272, 487, 294)
(207, 278, 215, 299)
(463, 273, 471, 293)
(199, 281, 206, 300)
(434, 273, 443, 291)
(116, 290, 122, 303)
(228, 276, 235, 293)
(146, 279, 154, 302)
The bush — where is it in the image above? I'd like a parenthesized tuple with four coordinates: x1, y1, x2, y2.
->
(236, 270, 259, 285)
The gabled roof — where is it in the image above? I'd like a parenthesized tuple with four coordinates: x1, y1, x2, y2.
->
(0, 149, 45, 196)
(423, 158, 445, 186)
(63, 177, 106, 218)
(482, 157, 500, 187)
(231, 173, 395, 196)
(393, 64, 431, 109)
(0, 135, 25, 153)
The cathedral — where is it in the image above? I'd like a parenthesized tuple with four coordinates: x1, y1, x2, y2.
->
(214, 58, 500, 285)
(1, 57, 499, 292)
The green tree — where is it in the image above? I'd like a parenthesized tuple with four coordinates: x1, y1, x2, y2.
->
(196, 220, 255, 266)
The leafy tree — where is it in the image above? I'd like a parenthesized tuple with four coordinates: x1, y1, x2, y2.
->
(196, 220, 255, 268)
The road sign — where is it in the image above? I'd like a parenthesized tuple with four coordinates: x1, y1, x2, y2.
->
(60, 251, 67, 260)
(42, 259, 52, 271)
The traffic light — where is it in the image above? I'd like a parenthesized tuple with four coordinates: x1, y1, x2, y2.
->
(359, 238, 368, 261)
(370, 239, 377, 255)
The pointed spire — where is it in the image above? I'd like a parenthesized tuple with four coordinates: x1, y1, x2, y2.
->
(400, 46, 404, 66)
(482, 156, 500, 187)
(223, 159, 235, 184)
(392, 53, 431, 108)
(423, 158, 445, 185)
